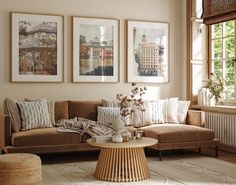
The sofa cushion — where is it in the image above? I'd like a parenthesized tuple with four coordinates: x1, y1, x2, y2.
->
(55, 101, 69, 122)
(141, 124, 215, 143)
(68, 100, 102, 121)
(17, 99, 52, 131)
(11, 128, 81, 147)
(81, 133, 91, 143)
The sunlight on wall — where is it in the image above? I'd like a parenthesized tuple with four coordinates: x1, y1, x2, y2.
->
(143, 86, 161, 100)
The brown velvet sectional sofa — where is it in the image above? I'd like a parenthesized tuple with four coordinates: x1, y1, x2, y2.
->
(0, 100, 219, 160)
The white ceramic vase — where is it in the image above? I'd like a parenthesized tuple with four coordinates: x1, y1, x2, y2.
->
(210, 97, 216, 106)
(112, 116, 125, 143)
(112, 134, 123, 143)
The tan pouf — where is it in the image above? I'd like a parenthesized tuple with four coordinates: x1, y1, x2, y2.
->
(0, 153, 42, 185)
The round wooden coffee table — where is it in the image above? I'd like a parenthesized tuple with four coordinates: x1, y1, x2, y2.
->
(87, 137, 157, 182)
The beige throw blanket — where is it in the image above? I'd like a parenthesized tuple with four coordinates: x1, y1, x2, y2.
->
(56, 117, 114, 136)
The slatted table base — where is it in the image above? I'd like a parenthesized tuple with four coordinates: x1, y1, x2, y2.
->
(95, 147, 150, 182)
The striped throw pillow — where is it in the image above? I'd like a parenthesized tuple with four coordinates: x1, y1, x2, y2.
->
(17, 99, 52, 130)
(97, 106, 130, 125)
(101, 99, 121, 107)
(97, 106, 120, 125)
(24, 98, 55, 126)
(148, 100, 166, 124)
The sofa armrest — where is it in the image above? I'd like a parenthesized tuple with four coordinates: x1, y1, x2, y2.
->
(0, 113, 11, 148)
(186, 110, 205, 127)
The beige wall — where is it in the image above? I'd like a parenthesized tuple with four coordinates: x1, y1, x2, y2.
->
(0, 0, 187, 112)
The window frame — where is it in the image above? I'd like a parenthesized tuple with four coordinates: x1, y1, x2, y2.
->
(187, 0, 209, 104)
(209, 20, 236, 100)
(187, 0, 236, 106)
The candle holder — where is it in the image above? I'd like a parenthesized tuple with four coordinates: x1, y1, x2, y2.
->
(135, 130, 143, 139)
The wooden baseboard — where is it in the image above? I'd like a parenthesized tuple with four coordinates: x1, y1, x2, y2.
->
(219, 143, 236, 154)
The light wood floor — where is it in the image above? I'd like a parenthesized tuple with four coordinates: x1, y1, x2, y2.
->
(39, 148, 236, 165)
(196, 147, 236, 163)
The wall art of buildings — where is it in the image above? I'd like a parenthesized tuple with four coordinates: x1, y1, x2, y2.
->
(79, 35, 113, 76)
(134, 32, 165, 77)
(19, 21, 57, 75)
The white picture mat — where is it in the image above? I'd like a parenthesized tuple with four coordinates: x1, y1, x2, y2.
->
(73, 17, 119, 82)
(127, 20, 169, 83)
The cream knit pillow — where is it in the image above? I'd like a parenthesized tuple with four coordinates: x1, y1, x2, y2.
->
(177, 101, 191, 123)
(166, 97, 179, 123)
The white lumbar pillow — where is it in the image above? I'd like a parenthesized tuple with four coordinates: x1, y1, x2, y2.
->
(166, 97, 179, 123)
(177, 101, 191, 124)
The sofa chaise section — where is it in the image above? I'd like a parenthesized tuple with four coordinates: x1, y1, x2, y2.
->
(142, 124, 215, 143)
(141, 110, 220, 160)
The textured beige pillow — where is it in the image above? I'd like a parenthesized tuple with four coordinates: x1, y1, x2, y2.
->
(47, 101, 55, 126)
(4, 98, 22, 132)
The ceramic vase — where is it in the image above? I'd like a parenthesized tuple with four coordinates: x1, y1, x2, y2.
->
(112, 116, 124, 143)
(210, 97, 216, 106)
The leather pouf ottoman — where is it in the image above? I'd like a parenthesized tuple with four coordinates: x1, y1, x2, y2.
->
(0, 153, 42, 185)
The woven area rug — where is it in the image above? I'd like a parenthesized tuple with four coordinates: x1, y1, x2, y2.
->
(42, 155, 236, 185)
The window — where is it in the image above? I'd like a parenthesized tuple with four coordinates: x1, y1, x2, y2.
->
(210, 20, 236, 99)
(188, 0, 236, 104)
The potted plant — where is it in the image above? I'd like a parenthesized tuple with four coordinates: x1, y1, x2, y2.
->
(116, 83, 147, 125)
(202, 73, 225, 104)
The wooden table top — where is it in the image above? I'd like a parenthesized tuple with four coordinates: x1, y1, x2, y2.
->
(87, 137, 157, 148)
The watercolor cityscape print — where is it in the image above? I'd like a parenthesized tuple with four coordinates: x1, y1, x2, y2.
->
(79, 24, 114, 76)
(133, 27, 167, 77)
(18, 20, 57, 75)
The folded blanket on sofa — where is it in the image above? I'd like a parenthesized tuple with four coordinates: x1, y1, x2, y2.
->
(56, 117, 114, 136)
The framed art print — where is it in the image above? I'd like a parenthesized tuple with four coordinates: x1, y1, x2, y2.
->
(126, 20, 169, 83)
(73, 16, 119, 82)
(11, 12, 64, 82)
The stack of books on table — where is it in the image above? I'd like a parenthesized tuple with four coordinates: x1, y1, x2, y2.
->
(92, 135, 112, 142)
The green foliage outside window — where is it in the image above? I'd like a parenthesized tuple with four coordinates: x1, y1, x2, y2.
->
(211, 20, 235, 99)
